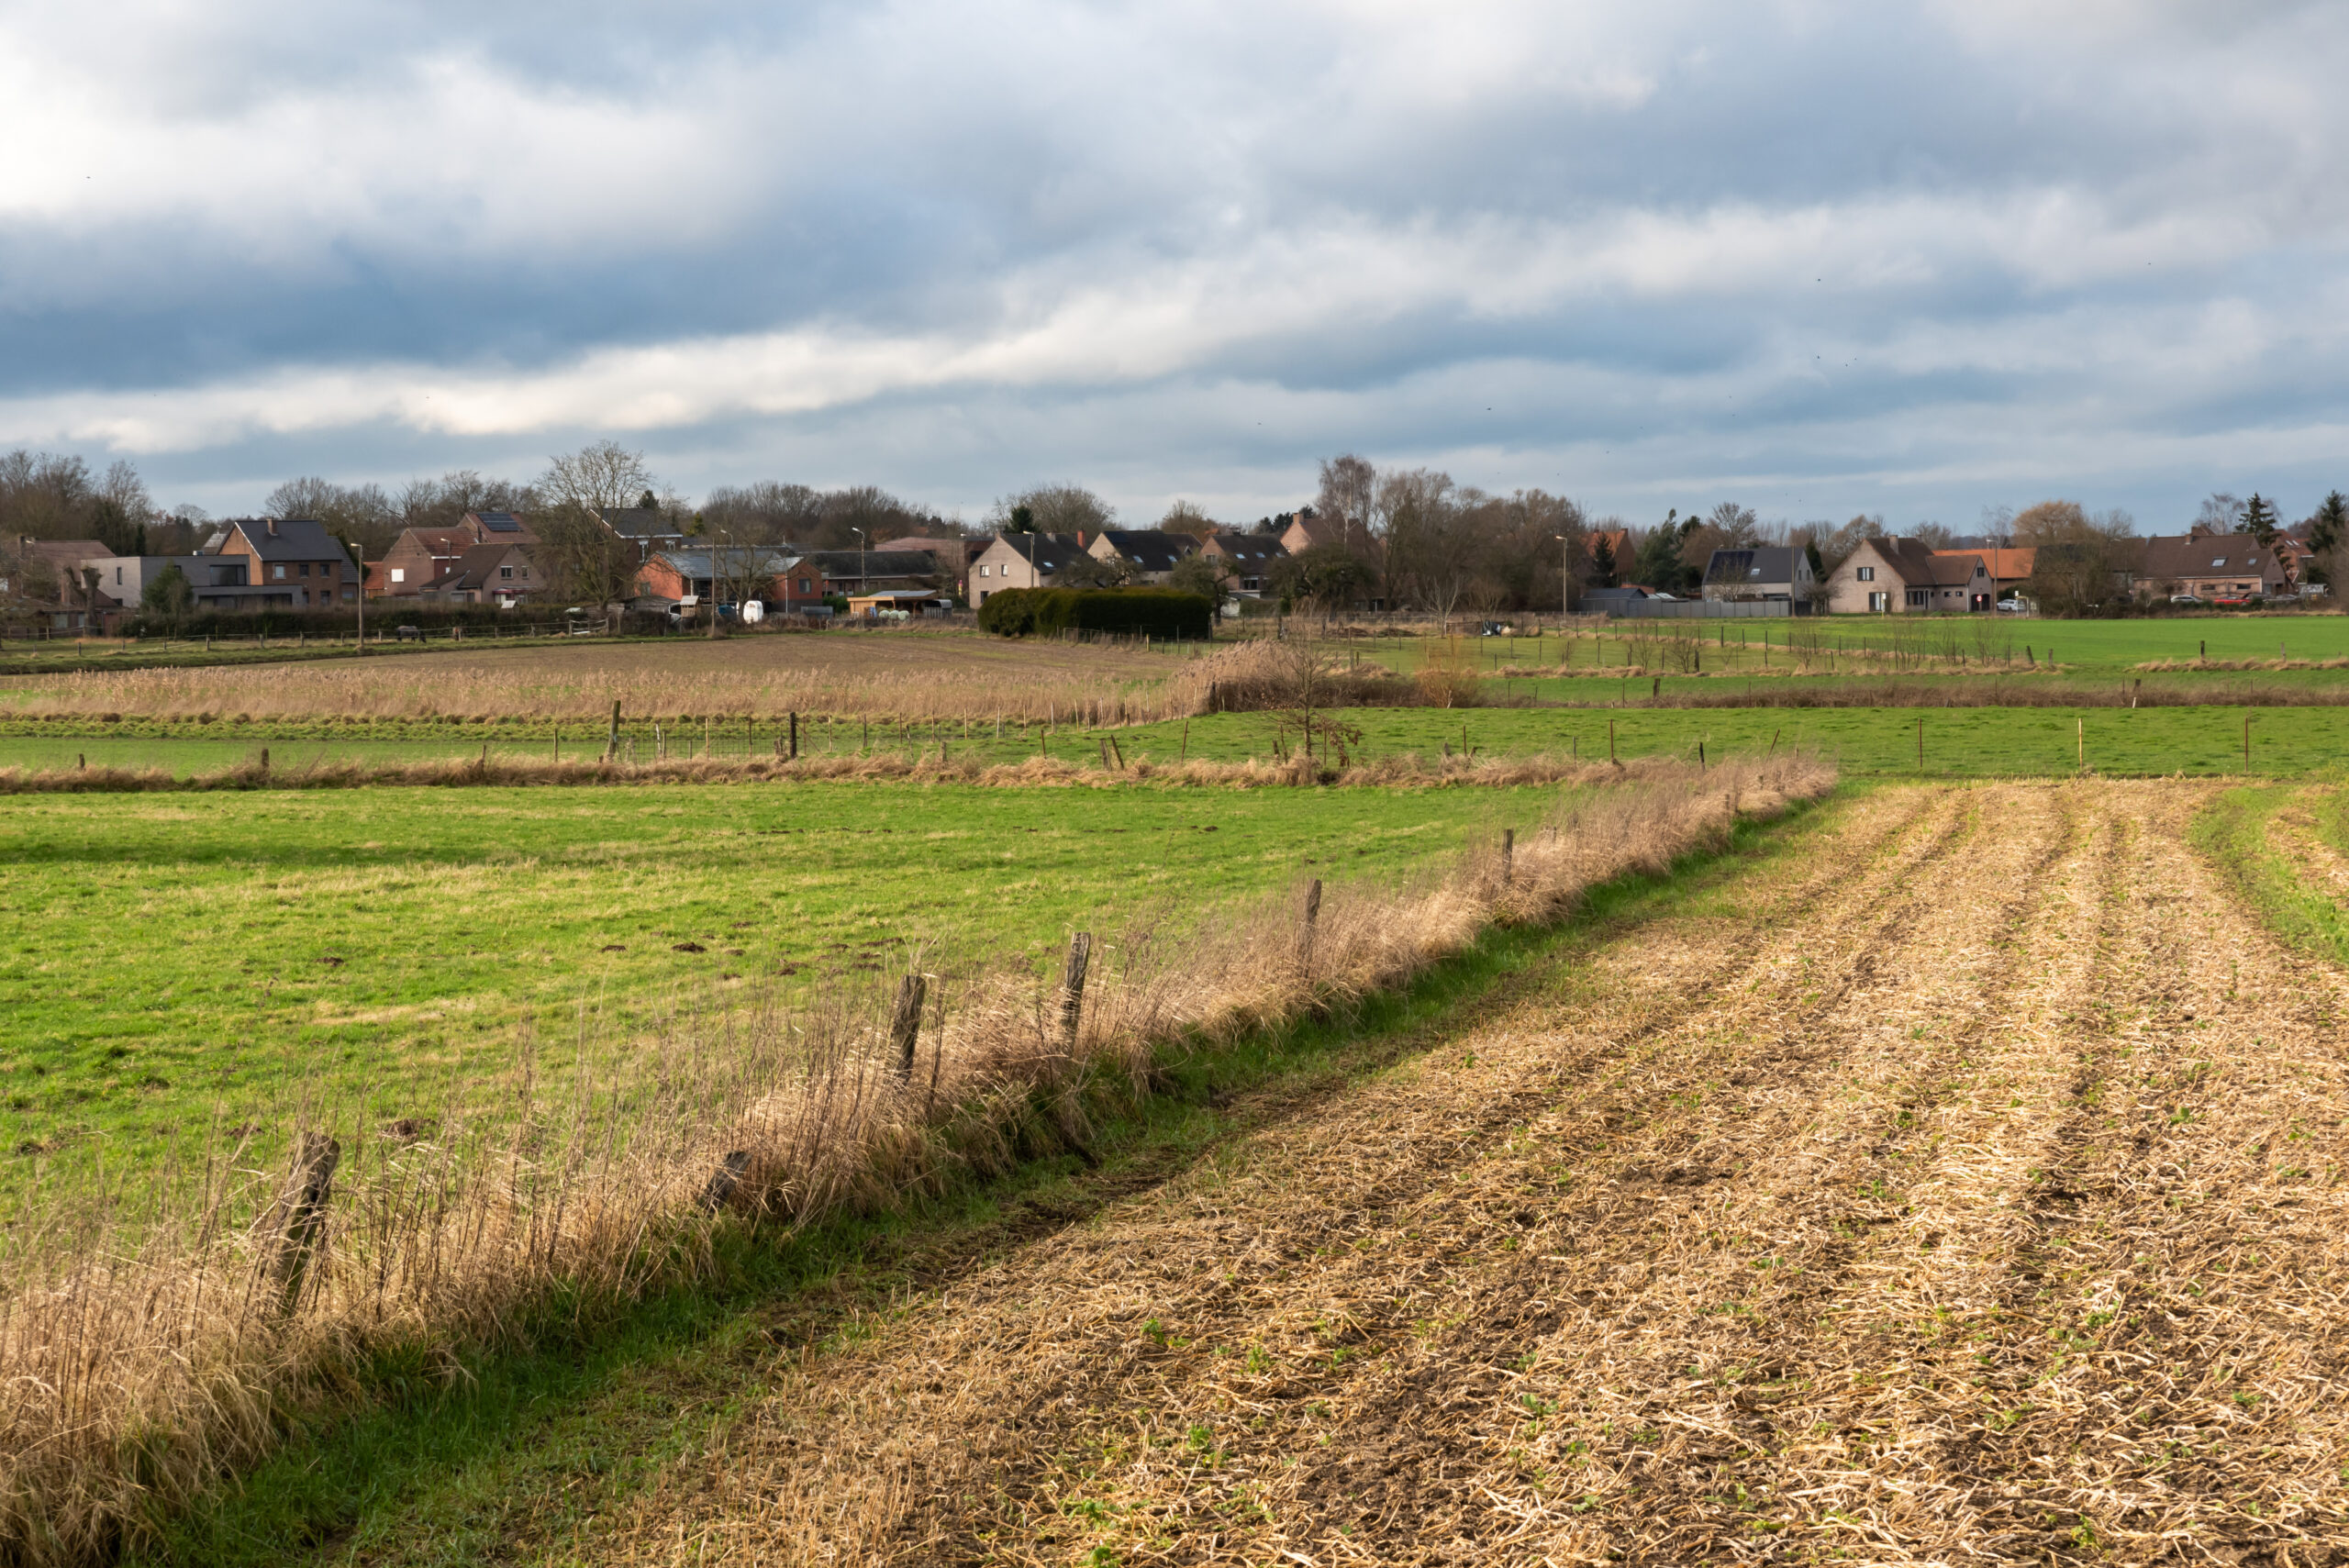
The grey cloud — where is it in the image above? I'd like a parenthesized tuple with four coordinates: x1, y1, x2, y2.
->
(5, 0, 2349, 526)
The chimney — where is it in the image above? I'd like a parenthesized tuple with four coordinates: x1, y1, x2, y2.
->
(266, 517, 278, 538)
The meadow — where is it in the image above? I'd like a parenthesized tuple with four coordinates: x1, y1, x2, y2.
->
(0, 778, 1559, 1194)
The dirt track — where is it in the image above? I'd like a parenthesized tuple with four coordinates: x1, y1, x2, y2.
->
(588, 782, 2349, 1565)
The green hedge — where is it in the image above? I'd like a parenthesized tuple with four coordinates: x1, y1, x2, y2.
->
(977, 587, 1212, 639)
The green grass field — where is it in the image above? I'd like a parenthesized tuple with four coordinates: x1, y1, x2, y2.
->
(6, 699, 2349, 779)
(0, 779, 1544, 1189)
(1360, 609, 2349, 677)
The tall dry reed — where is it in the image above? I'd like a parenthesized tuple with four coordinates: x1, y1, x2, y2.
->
(0, 756, 1835, 1565)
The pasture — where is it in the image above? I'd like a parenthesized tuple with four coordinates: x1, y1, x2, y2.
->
(0, 778, 1542, 1191)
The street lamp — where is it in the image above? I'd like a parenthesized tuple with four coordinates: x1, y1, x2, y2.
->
(852, 528, 869, 620)
(1554, 534, 1573, 620)
(708, 528, 731, 638)
(351, 538, 365, 654)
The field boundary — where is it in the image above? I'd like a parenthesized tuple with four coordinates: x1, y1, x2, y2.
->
(0, 758, 1834, 1566)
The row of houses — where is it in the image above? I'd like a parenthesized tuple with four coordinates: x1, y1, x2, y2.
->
(11, 517, 362, 630)
(1624, 529, 2314, 616)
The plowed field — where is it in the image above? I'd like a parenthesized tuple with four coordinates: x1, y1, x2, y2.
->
(507, 783, 2349, 1563)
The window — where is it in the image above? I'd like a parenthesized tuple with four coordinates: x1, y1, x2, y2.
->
(798, 577, 811, 593)
(2211, 558, 2226, 567)
(518, 567, 528, 579)
(1867, 591, 1889, 611)
(499, 565, 513, 579)
(1907, 589, 1928, 606)
(273, 564, 286, 580)
(978, 564, 989, 577)
(391, 568, 406, 583)
(1856, 566, 1876, 582)
(299, 562, 311, 577)
(116, 566, 123, 584)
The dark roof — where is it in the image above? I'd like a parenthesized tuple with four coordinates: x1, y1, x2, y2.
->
(426, 544, 538, 594)
(1090, 530, 1198, 573)
(225, 517, 344, 561)
(470, 511, 527, 534)
(2136, 535, 2287, 580)
(788, 549, 944, 578)
(1858, 537, 1987, 587)
(16, 539, 113, 567)
(1201, 531, 1287, 566)
(1584, 584, 1650, 601)
(988, 532, 1088, 573)
(651, 548, 796, 578)
(1701, 547, 1804, 586)
(600, 506, 682, 539)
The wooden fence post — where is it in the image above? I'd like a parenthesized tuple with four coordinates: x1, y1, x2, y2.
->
(697, 1151, 751, 1213)
(1300, 877, 1322, 967)
(270, 1132, 340, 1315)
(1058, 931, 1092, 1049)
(788, 710, 798, 760)
(606, 700, 621, 761)
(890, 973, 929, 1079)
(1500, 828, 1514, 888)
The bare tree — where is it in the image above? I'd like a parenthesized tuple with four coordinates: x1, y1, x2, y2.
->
(1316, 455, 1376, 552)
(1158, 499, 1220, 539)
(535, 441, 659, 608)
(988, 484, 1113, 537)
(540, 440, 656, 518)
(2195, 492, 2241, 537)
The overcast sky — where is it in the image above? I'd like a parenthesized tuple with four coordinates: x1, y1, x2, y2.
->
(4, 0, 2346, 529)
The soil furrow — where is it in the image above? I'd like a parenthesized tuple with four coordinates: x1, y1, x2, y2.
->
(536, 783, 2349, 1568)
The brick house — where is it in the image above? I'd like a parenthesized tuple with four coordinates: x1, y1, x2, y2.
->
(2132, 535, 2295, 602)
(1197, 531, 1288, 596)
(876, 535, 981, 596)
(1698, 546, 1817, 605)
(211, 517, 355, 609)
(1823, 537, 1996, 614)
(1934, 547, 2033, 600)
(968, 533, 1087, 606)
(418, 544, 543, 606)
(371, 512, 538, 597)
(1085, 529, 1199, 584)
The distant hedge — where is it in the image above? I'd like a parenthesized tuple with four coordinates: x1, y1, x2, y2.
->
(977, 587, 1213, 640)
(118, 605, 579, 639)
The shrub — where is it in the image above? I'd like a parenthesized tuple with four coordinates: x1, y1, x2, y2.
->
(980, 588, 1212, 640)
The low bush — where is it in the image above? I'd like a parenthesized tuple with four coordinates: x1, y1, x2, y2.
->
(979, 588, 1213, 640)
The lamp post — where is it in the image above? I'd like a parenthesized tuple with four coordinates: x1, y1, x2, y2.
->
(853, 528, 869, 620)
(1554, 533, 1573, 620)
(351, 539, 365, 654)
(708, 528, 731, 639)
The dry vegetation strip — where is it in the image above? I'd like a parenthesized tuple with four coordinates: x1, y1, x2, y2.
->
(553, 780, 2349, 1565)
(0, 759, 1833, 1566)
(0, 631, 1186, 725)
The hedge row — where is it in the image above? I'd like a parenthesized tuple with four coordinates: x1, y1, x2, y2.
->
(976, 587, 1213, 639)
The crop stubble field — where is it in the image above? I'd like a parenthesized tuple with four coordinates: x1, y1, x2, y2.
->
(467, 780, 2349, 1565)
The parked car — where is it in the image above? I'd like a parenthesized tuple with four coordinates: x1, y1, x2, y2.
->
(2169, 594, 2204, 606)
(1997, 598, 2028, 614)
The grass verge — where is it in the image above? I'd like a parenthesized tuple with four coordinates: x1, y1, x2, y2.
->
(2191, 778, 2349, 966)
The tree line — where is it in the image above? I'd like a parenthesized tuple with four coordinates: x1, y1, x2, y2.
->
(7, 438, 2346, 617)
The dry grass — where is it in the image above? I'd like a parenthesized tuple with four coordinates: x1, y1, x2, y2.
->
(0, 630, 1189, 727)
(0, 756, 1833, 1566)
(548, 779, 2349, 1565)
(0, 739, 1716, 796)
(2137, 655, 2349, 673)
